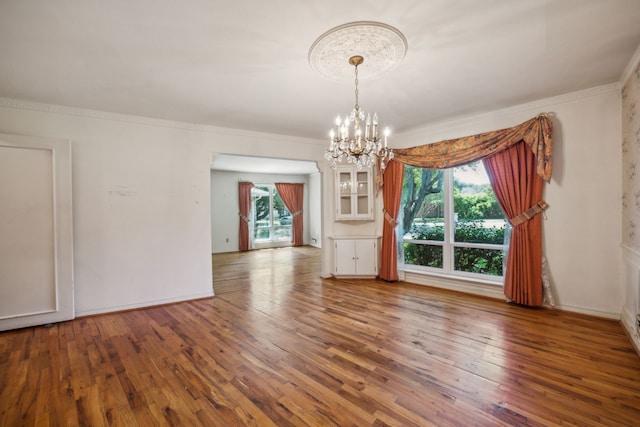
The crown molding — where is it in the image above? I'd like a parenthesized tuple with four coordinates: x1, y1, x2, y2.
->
(0, 97, 325, 146)
(0, 80, 623, 147)
(0, 97, 186, 129)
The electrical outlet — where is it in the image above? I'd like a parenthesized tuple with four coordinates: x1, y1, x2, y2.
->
(226, 238, 229, 243)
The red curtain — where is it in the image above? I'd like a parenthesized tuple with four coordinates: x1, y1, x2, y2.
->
(275, 183, 304, 246)
(238, 182, 254, 251)
(379, 160, 404, 281)
(483, 142, 545, 306)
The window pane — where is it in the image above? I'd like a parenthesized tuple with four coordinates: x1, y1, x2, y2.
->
(253, 186, 270, 222)
(454, 221, 505, 244)
(272, 225, 291, 241)
(402, 166, 444, 242)
(253, 186, 270, 241)
(273, 188, 292, 242)
(453, 247, 504, 276)
(403, 242, 443, 268)
(273, 189, 290, 221)
(453, 162, 505, 244)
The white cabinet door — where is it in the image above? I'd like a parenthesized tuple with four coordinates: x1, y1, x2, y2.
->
(334, 239, 357, 275)
(354, 239, 376, 276)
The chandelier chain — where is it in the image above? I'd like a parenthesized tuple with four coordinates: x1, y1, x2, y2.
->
(354, 63, 359, 113)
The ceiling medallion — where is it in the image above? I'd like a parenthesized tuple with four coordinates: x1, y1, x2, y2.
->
(308, 21, 408, 82)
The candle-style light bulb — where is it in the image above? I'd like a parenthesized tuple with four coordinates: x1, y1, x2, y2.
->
(384, 127, 390, 148)
(365, 114, 371, 139)
(334, 116, 341, 141)
(373, 113, 379, 138)
(344, 118, 349, 140)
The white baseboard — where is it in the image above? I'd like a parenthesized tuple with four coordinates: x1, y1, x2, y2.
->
(551, 303, 620, 320)
(75, 291, 214, 317)
(621, 244, 640, 354)
(403, 272, 624, 320)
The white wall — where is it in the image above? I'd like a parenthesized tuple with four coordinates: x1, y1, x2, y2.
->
(0, 99, 326, 316)
(210, 170, 314, 253)
(394, 83, 623, 318)
(308, 172, 322, 248)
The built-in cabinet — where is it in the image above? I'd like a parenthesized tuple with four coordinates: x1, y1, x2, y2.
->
(335, 166, 373, 220)
(330, 236, 380, 278)
(330, 165, 379, 278)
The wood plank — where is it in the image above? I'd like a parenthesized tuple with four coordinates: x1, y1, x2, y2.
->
(1, 246, 639, 426)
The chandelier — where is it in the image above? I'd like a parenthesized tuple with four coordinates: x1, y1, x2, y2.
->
(324, 55, 394, 170)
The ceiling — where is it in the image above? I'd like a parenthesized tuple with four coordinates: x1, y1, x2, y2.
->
(1, 1, 640, 172)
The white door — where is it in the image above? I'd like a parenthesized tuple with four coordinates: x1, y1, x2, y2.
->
(0, 133, 74, 331)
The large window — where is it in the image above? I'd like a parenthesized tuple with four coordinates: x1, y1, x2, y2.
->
(401, 161, 508, 282)
(252, 184, 292, 243)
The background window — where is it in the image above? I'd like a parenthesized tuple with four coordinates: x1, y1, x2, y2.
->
(252, 185, 291, 243)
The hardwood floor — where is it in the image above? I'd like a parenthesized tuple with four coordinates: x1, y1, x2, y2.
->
(1, 246, 639, 426)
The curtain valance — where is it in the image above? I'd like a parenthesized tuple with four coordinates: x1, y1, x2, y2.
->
(389, 114, 553, 182)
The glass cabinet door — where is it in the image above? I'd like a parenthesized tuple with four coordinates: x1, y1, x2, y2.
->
(335, 167, 373, 220)
(338, 170, 352, 216)
(356, 171, 369, 216)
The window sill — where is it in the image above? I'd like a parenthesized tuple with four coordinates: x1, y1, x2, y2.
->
(401, 267, 505, 300)
(253, 241, 292, 250)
